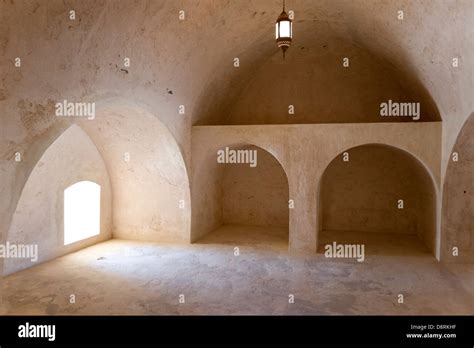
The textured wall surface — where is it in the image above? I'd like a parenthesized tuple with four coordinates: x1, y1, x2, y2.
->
(222, 146, 289, 227)
(222, 40, 439, 125)
(191, 122, 441, 254)
(4, 125, 112, 275)
(0, 0, 471, 284)
(442, 114, 474, 263)
(321, 144, 436, 253)
(77, 102, 191, 243)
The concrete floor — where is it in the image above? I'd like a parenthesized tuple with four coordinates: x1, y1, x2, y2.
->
(2, 225, 473, 315)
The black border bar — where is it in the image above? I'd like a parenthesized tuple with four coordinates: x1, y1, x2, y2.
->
(0, 315, 472, 345)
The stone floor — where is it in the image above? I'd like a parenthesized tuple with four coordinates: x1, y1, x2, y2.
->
(1, 225, 473, 315)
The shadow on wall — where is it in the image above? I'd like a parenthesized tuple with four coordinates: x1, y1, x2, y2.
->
(77, 102, 191, 244)
(222, 145, 289, 229)
(442, 113, 474, 263)
(192, 144, 289, 244)
(318, 143, 437, 257)
(196, 34, 441, 125)
(4, 100, 192, 275)
(4, 125, 112, 275)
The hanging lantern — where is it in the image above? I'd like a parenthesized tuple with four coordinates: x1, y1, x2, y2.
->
(275, 0, 292, 59)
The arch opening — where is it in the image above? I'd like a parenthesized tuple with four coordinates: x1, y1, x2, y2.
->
(318, 144, 437, 258)
(4, 125, 112, 276)
(4, 99, 192, 276)
(196, 144, 289, 250)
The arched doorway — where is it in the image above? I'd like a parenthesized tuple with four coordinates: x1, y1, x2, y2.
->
(318, 144, 437, 258)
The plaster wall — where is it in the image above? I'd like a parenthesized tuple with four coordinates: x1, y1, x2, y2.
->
(4, 125, 112, 275)
(442, 114, 474, 263)
(77, 102, 191, 243)
(222, 145, 289, 228)
(0, 0, 471, 267)
(191, 122, 441, 254)
(221, 40, 439, 125)
(321, 144, 436, 253)
(0, 0, 471, 316)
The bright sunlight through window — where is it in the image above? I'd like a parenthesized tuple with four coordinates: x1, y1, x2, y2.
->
(64, 181, 101, 245)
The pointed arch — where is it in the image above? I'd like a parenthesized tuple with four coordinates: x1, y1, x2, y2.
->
(4, 124, 112, 275)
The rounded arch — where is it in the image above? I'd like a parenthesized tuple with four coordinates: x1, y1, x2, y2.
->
(220, 144, 289, 228)
(318, 139, 440, 198)
(191, 141, 290, 247)
(317, 143, 438, 257)
(219, 141, 290, 183)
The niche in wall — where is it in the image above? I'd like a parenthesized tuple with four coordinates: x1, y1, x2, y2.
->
(222, 145, 289, 228)
(198, 144, 289, 246)
(319, 144, 436, 256)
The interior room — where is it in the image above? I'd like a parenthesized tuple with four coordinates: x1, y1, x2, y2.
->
(0, 0, 472, 315)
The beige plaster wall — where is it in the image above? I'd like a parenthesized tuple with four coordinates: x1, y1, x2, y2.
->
(220, 40, 439, 125)
(4, 125, 112, 275)
(222, 145, 289, 228)
(0, 1, 471, 300)
(442, 113, 474, 263)
(191, 122, 441, 254)
(77, 101, 191, 243)
(321, 144, 436, 253)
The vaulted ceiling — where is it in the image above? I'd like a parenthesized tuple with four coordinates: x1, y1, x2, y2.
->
(0, 0, 472, 160)
(0, 0, 472, 275)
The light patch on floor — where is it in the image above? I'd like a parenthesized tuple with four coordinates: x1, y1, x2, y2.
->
(2, 226, 473, 315)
